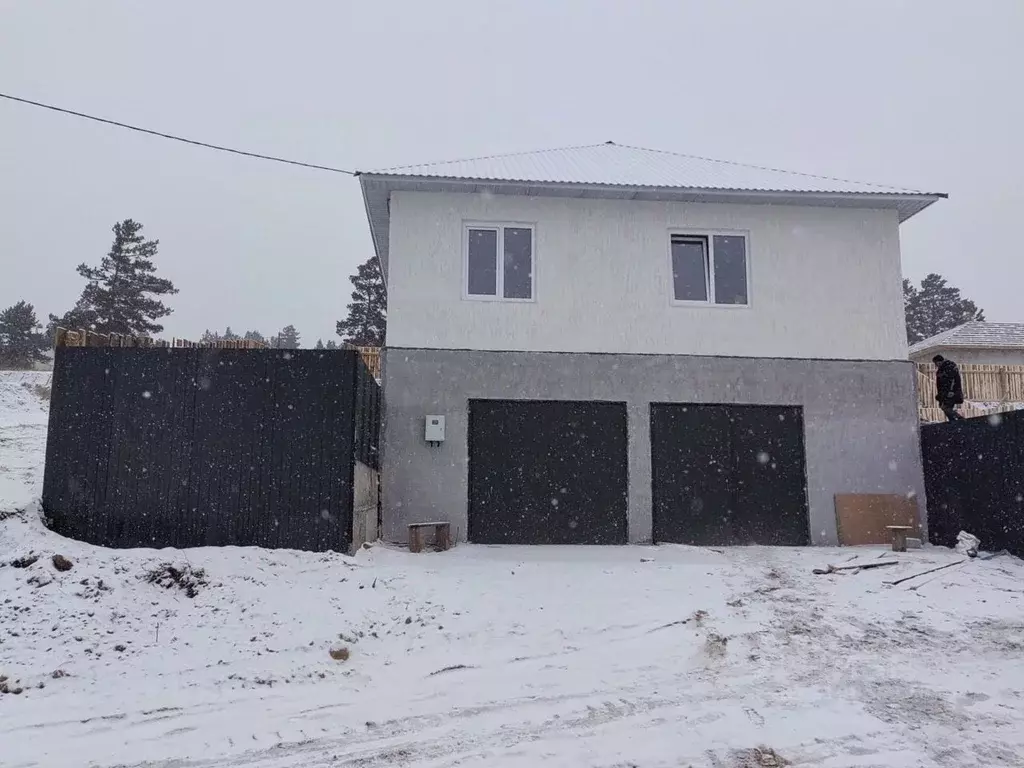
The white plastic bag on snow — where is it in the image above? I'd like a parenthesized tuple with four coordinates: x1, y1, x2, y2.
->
(955, 531, 980, 557)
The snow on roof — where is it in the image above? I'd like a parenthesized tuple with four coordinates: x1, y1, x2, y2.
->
(909, 322, 1024, 355)
(365, 142, 939, 197)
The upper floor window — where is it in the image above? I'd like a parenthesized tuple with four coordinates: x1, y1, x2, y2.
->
(670, 232, 749, 306)
(465, 223, 534, 301)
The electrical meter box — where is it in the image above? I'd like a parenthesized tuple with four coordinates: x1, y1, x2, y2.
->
(425, 415, 446, 443)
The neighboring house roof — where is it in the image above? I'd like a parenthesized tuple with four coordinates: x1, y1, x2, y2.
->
(359, 142, 947, 275)
(909, 322, 1024, 356)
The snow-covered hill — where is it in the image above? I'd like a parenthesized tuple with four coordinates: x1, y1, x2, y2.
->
(0, 371, 50, 511)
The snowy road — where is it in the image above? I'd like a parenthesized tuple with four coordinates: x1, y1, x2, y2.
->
(2, 370, 1024, 767)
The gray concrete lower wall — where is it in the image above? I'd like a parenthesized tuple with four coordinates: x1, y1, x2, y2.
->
(381, 348, 926, 546)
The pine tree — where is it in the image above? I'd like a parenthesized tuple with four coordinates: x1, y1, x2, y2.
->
(336, 257, 386, 347)
(51, 219, 177, 337)
(277, 325, 300, 349)
(243, 330, 266, 344)
(223, 326, 239, 341)
(0, 301, 48, 369)
(904, 274, 985, 344)
(324, 340, 338, 350)
(47, 296, 98, 340)
(200, 329, 221, 343)
(315, 338, 325, 350)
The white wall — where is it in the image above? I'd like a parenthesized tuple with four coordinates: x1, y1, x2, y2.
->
(386, 192, 908, 360)
(911, 348, 1024, 366)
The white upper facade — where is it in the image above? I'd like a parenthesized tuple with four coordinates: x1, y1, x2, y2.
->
(360, 143, 944, 361)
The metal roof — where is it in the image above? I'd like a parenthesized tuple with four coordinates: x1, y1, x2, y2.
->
(909, 322, 1024, 356)
(366, 141, 937, 196)
(359, 142, 947, 277)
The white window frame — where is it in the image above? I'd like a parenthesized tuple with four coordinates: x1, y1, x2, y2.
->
(462, 222, 536, 303)
(667, 229, 751, 308)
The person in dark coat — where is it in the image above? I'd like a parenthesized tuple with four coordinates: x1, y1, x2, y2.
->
(933, 354, 964, 421)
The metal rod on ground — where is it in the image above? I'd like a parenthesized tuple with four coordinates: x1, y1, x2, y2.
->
(813, 560, 898, 575)
(887, 559, 968, 586)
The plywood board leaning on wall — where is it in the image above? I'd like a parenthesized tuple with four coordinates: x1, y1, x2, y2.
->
(834, 493, 920, 546)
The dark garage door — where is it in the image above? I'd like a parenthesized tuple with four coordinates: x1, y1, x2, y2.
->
(651, 404, 809, 546)
(468, 400, 628, 545)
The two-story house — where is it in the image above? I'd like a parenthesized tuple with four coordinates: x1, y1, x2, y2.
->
(359, 142, 945, 547)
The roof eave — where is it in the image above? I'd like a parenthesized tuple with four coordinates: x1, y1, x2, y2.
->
(366, 174, 944, 216)
(911, 342, 1024, 355)
(359, 175, 389, 291)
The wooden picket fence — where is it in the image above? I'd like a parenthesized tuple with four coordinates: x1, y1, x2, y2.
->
(918, 363, 1024, 422)
(347, 346, 381, 380)
(56, 328, 268, 349)
(54, 331, 382, 383)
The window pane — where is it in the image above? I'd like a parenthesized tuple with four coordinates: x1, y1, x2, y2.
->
(503, 227, 533, 299)
(713, 235, 748, 305)
(671, 237, 708, 301)
(467, 228, 498, 295)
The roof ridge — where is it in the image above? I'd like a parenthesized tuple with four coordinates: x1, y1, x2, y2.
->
(370, 142, 609, 174)
(613, 142, 926, 194)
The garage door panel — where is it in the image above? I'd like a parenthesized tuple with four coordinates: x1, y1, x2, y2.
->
(650, 404, 734, 545)
(730, 406, 810, 545)
(652, 404, 809, 546)
(469, 400, 628, 545)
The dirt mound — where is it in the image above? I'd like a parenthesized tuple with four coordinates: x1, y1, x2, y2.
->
(144, 563, 208, 598)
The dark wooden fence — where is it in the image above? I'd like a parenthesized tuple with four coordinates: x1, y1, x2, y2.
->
(43, 346, 379, 552)
(921, 410, 1024, 556)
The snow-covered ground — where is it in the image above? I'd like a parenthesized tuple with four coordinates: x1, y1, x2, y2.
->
(2, 371, 1024, 768)
(0, 371, 50, 511)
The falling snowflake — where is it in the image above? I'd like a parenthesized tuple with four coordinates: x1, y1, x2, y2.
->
(142, 391, 152, 399)
(988, 413, 1003, 426)
(757, 452, 770, 464)
(888, 460, 898, 471)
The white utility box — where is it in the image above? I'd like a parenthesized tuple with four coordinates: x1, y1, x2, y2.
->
(425, 415, 446, 443)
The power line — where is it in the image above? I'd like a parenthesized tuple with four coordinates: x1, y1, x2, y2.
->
(0, 92, 357, 175)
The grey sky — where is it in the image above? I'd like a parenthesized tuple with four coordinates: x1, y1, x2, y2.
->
(2, 0, 1022, 343)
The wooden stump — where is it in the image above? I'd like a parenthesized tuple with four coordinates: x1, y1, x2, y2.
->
(408, 526, 424, 553)
(435, 524, 451, 552)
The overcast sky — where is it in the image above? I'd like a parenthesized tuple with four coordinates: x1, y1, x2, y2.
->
(2, 1, 1022, 343)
